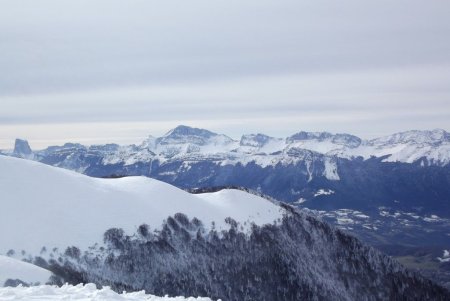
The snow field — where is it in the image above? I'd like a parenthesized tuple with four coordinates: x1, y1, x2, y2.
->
(0, 156, 284, 255)
(0, 256, 52, 286)
(0, 284, 216, 301)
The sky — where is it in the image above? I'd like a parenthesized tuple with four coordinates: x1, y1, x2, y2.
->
(1, 0, 450, 149)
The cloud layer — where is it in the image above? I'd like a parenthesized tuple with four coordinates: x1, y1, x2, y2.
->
(1, 0, 449, 148)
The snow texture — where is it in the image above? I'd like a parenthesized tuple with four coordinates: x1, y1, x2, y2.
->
(0, 284, 215, 301)
(323, 158, 340, 180)
(45, 207, 450, 301)
(0, 155, 283, 255)
(314, 189, 335, 197)
(0, 256, 52, 286)
(437, 250, 450, 263)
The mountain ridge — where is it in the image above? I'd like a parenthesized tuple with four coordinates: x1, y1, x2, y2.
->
(1, 156, 449, 300)
(5, 126, 449, 167)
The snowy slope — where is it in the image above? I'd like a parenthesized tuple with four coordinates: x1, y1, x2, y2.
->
(0, 156, 283, 255)
(0, 256, 52, 286)
(284, 129, 450, 165)
(0, 284, 214, 301)
(362, 129, 450, 165)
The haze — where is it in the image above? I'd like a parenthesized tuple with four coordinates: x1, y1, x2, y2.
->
(1, 0, 450, 149)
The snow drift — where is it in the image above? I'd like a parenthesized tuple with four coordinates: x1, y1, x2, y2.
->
(0, 283, 214, 301)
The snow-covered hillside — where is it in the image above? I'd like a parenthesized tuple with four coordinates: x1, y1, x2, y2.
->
(0, 256, 52, 286)
(0, 284, 214, 301)
(1, 154, 449, 300)
(0, 156, 283, 255)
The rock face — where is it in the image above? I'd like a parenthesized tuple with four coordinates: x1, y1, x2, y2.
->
(240, 133, 276, 148)
(13, 139, 33, 159)
(287, 131, 362, 148)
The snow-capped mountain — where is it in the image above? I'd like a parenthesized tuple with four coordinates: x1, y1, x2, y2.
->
(333, 129, 450, 165)
(7, 126, 450, 168)
(286, 128, 450, 165)
(1, 156, 449, 300)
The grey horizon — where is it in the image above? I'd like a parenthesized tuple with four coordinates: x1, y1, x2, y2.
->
(1, 0, 450, 148)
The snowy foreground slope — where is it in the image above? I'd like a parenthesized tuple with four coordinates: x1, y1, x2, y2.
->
(0, 155, 282, 255)
(1, 155, 449, 300)
(0, 284, 214, 301)
(0, 256, 52, 286)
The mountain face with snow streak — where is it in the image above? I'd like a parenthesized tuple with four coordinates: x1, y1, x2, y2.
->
(0, 156, 449, 300)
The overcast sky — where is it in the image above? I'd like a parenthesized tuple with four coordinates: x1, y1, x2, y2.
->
(1, 0, 450, 149)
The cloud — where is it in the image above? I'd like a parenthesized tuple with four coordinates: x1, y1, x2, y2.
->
(1, 64, 449, 149)
(0, 0, 449, 148)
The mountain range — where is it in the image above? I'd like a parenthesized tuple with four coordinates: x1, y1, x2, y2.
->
(8, 126, 450, 169)
(4, 126, 449, 212)
(2, 126, 450, 287)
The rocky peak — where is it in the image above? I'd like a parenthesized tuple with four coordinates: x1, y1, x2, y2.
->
(330, 133, 362, 148)
(158, 125, 233, 146)
(288, 131, 333, 142)
(164, 125, 217, 139)
(240, 134, 273, 148)
(287, 131, 361, 148)
(13, 139, 33, 158)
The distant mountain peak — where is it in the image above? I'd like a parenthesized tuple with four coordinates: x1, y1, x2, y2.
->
(369, 129, 450, 146)
(288, 131, 332, 141)
(13, 138, 33, 158)
(287, 131, 362, 148)
(240, 133, 274, 147)
(157, 125, 234, 148)
(421, 128, 449, 141)
(140, 135, 157, 149)
(164, 125, 217, 138)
